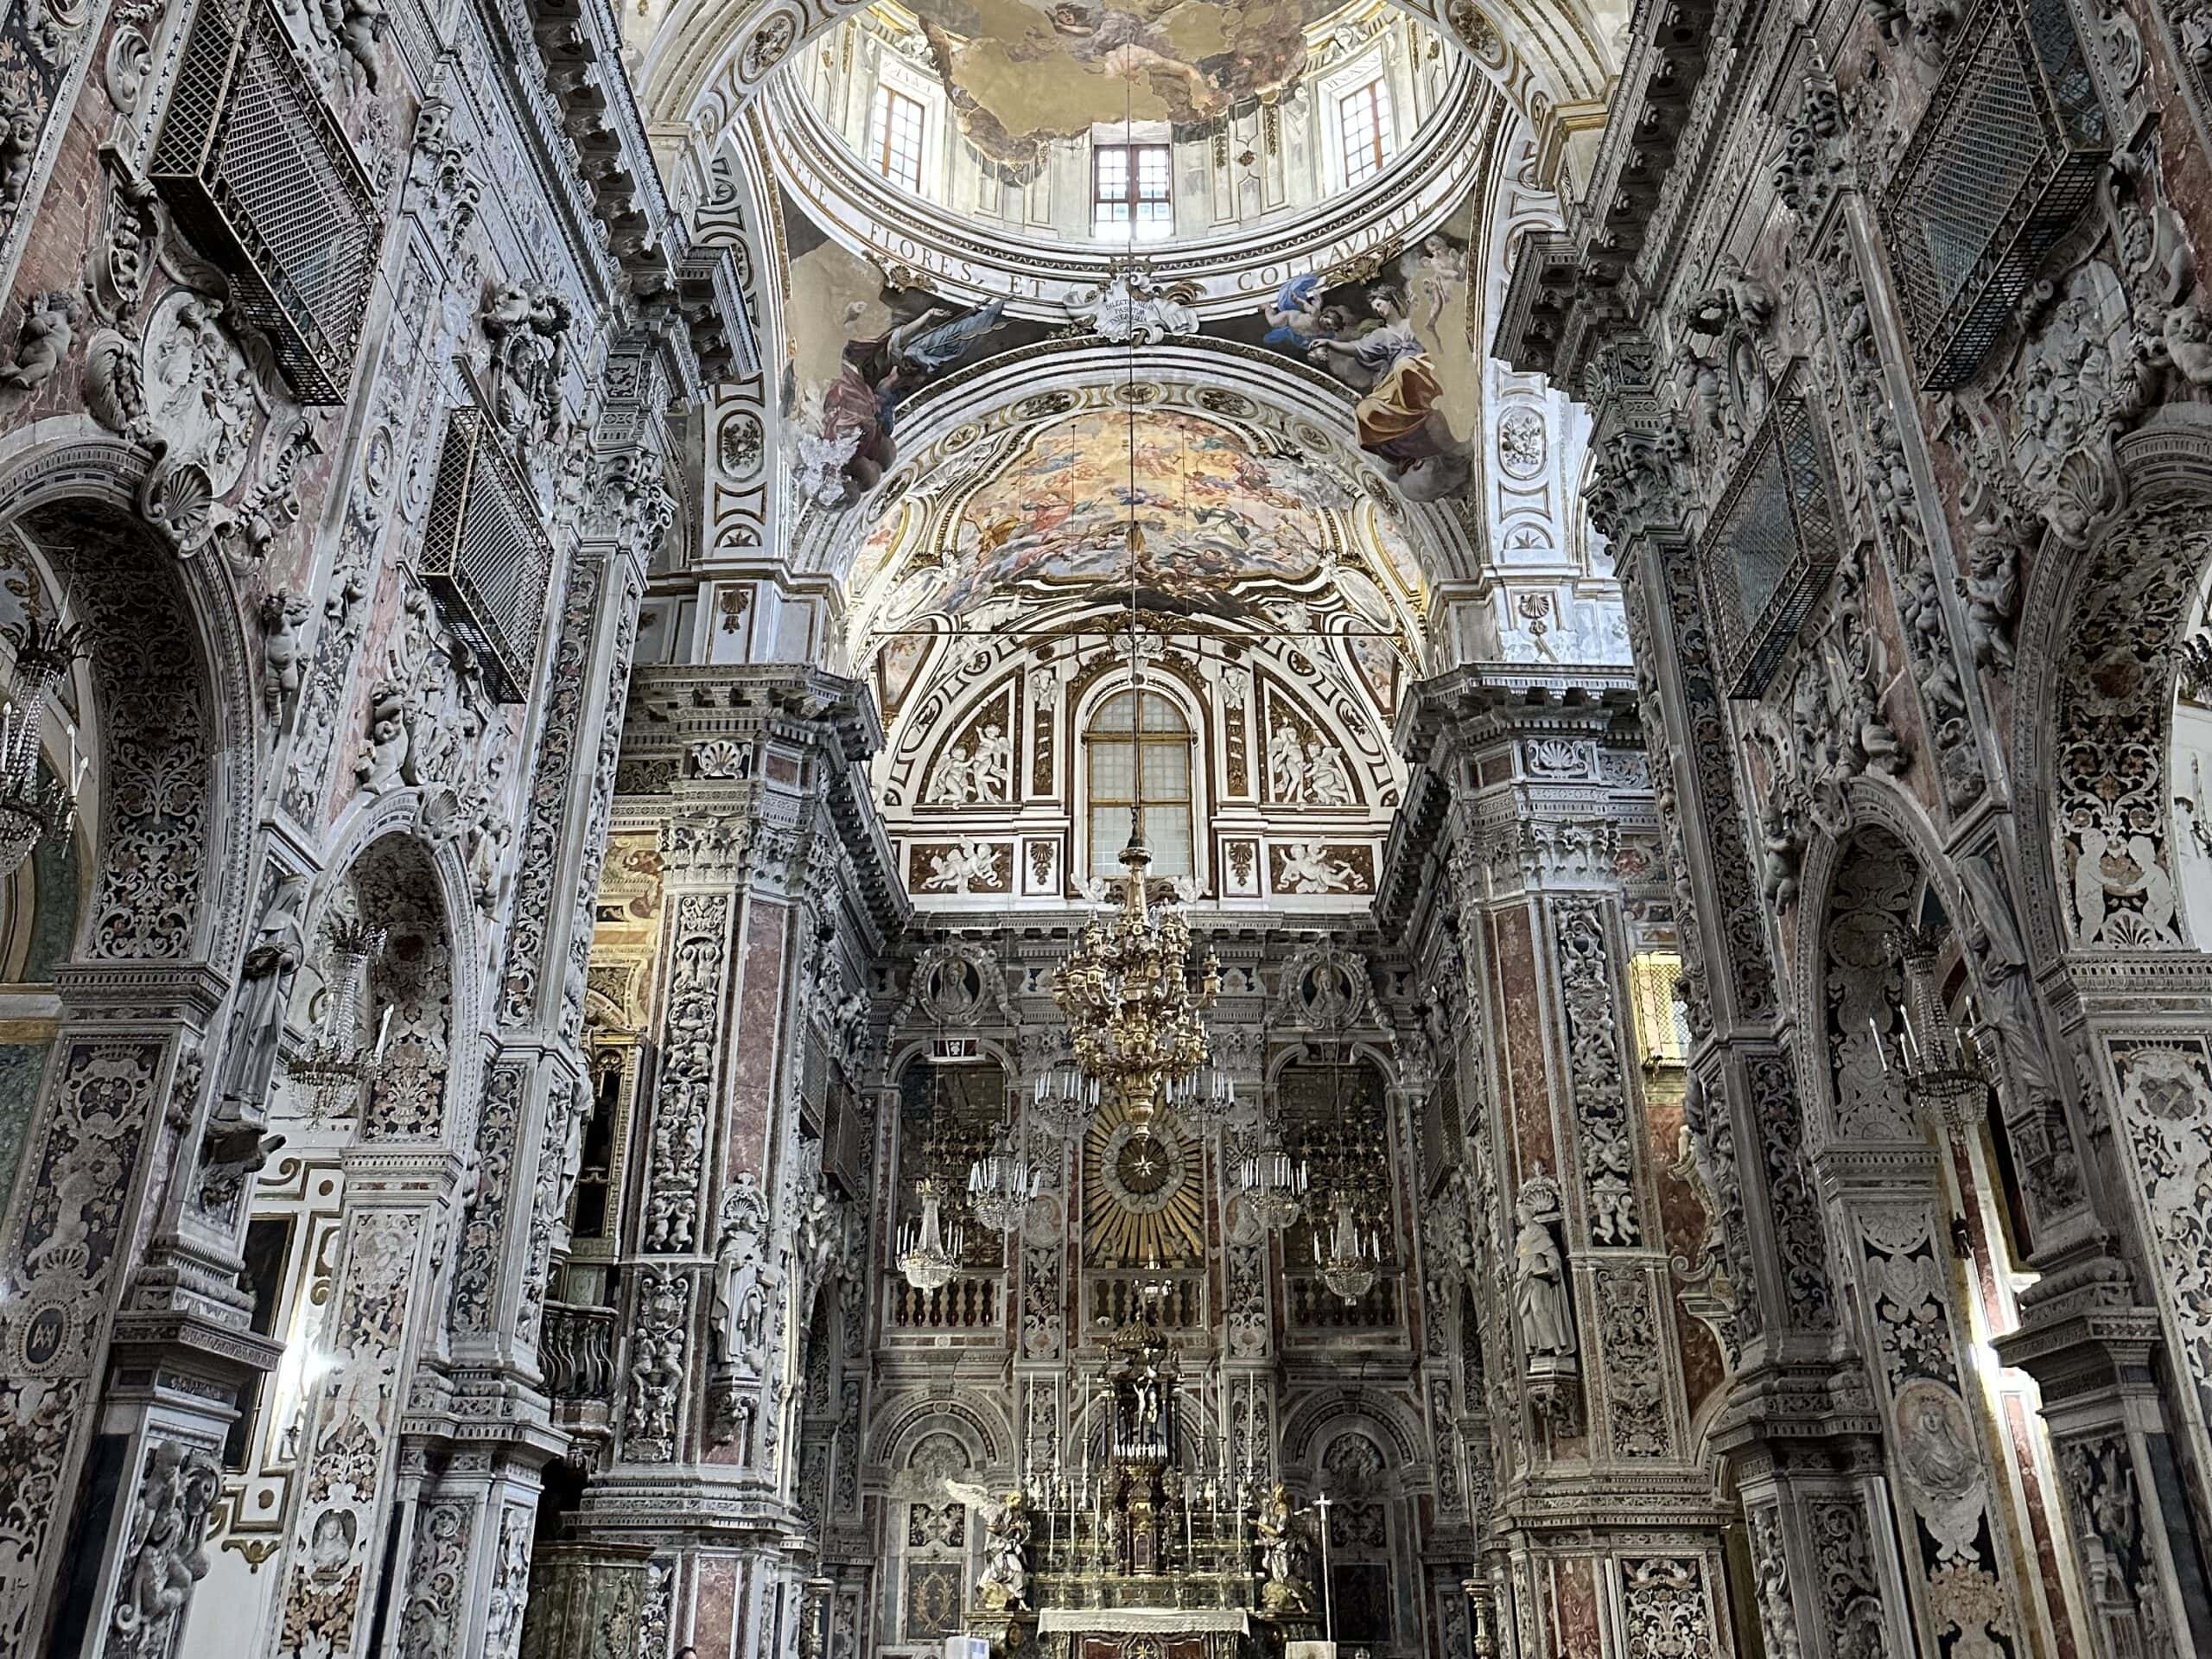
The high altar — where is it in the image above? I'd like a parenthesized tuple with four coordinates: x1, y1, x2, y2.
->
(965, 1299, 1321, 1659)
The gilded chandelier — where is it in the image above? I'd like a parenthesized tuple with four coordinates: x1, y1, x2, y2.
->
(1052, 820, 1220, 1141)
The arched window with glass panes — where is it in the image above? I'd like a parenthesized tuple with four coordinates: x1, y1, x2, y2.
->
(1084, 688, 1193, 879)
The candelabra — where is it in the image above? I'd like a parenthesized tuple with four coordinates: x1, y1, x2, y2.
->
(0, 617, 87, 877)
(1052, 823, 1220, 1140)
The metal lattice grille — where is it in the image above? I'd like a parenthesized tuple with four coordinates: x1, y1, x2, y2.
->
(149, 0, 379, 404)
(1880, 0, 2107, 389)
(421, 407, 556, 704)
(1705, 397, 1840, 698)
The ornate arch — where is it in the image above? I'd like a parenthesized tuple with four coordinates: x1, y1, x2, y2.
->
(1278, 1383, 1423, 1469)
(815, 340, 1475, 592)
(868, 1389, 1012, 1470)
(300, 824, 485, 1150)
(2011, 411, 2212, 960)
(0, 430, 259, 974)
(1792, 817, 1934, 1151)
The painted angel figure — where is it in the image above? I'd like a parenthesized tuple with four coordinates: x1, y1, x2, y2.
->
(944, 1482, 1031, 1611)
(1261, 272, 1329, 350)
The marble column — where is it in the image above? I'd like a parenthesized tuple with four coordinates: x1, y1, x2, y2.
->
(1598, 419, 1919, 1657)
(1406, 672, 1737, 1659)
(574, 667, 896, 1659)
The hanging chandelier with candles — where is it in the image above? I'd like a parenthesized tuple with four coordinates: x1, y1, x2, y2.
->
(967, 1119, 1041, 1235)
(1315, 1195, 1385, 1305)
(1234, 1125, 1308, 1232)
(0, 616, 87, 878)
(1876, 924, 1990, 1137)
(898, 1175, 965, 1292)
(289, 920, 385, 1118)
(1299, 1059, 1391, 1303)
(1052, 817, 1221, 1142)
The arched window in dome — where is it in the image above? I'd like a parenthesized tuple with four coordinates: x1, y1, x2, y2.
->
(1338, 78, 1395, 188)
(1085, 689, 1192, 880)
(870, 84, 926, 193)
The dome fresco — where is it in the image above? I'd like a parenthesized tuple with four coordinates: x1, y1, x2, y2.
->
(873, 0, 1350, 160)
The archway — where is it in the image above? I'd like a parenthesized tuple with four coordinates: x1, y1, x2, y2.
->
(0, 454, 257, 1659)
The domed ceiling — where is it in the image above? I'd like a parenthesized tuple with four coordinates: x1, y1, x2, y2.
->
(860, 0, 1375, 162)
(692, 0, 1621, 906)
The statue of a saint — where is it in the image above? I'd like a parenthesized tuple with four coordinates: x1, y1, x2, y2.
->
(213, 873, 311, 1141)
(1513, 1193, 1574, 1357)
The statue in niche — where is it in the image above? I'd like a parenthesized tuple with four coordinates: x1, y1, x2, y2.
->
(212, 872, 312, 1138)
(1513, 1179, 1574, 1357)
(712, 1176, 774, 1375)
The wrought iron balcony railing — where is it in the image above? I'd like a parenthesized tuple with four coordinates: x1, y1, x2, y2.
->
(149, 0, 380, 404)
(1701, 395, 1842, 698)
(1880, 0, 2108, 389)
(422, 404, 556, 703)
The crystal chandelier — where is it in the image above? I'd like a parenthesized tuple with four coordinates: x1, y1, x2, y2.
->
(898, 1175, 964, 1292)
(1300, 1060, 1390, 1302)
(288, 919, 385, 1116)
(1314, 1196, 1383, 1305)
(1877, 925, 1989, 1137)
(967, 1120, 1039, 1235)
(1052, 819, 1220, 1141)
(1235, 1128, 1307, 1231)
(0, 617, 87, 877)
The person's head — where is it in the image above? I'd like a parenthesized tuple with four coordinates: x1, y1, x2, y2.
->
(677, 1649, 698, 1659)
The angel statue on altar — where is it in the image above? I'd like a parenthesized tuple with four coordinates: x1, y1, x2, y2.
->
(1255, 1484, 1313, 1613)
(947, 1483, 1032, 1611)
